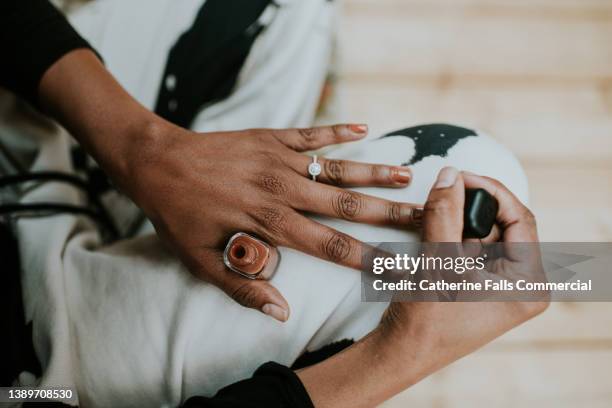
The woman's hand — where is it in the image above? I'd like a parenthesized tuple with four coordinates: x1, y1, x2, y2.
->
(39, 49, 421, 322)
(379, 167, 548, 366)
(126, 123, 420, 322)
(298, 168, 549, 408)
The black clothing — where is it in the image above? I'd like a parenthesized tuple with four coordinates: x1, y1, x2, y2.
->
(21, 362, 314, 408)
(0, 0, 94, 106)
(184, 363, 314, 408)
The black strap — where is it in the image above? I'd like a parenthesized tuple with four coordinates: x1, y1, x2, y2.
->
(154, 0, 272, 128)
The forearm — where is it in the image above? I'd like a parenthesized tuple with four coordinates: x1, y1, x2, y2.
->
(38, 49, 170, 185)
(297, 328, 432, 408)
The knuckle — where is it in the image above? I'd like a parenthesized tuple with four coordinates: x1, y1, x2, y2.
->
(252, 206, 288, 239)
(518, 300, 550, 319)
(522, 207, 537, 226)
(333, 191, 362, 220)
(483, 176, 506, 194)
(370, 165, 388, 182)
(486, 176, 504, 188)
(523, 207, 536, 221)
(324, 159, 346, 185)
(230, 282, 260, 308)
(321, 232, 353, 263)
(386, 202, 401, 223)
(331, 124, 345, 139)
(256, 173, 289, 196)
(298, 127, 318, 143)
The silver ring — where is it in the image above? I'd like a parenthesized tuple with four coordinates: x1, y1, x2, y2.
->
(308, 154, 322, 181)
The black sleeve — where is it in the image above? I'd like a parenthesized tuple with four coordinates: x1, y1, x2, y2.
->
(183, 362, 315, 408)
(0, 0, 96, 106)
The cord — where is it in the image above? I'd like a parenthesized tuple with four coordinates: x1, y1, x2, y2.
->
(0, 171, 120, 240)
(0, 171, 89, 191)
(0, 202, 118, 239)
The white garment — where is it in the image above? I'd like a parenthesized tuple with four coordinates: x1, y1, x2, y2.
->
(1, 1, 530, 407)
(69, 0, 336, 130)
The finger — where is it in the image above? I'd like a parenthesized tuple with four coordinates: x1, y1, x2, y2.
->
(289, 152, 412, 187)
(281, 213, 369, 270)
(422, 166, 465, 242)
(463, 224, 502, 253)
(482, 223, 502, 243)
(462, 173, 538, 243)
(292, 177, 422, 227)
(194, 248, 290, 322)
(272, 124, 368, 152)
(247, 208, 393, 272)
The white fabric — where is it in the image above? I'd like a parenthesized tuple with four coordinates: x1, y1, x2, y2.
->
(0, 1, 530, 407)
(68, 0, 336, 130)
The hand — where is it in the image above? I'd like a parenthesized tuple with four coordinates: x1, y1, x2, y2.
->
(299, 168, 549, 408)
(380, 167, 549, 385)
(126, 123, 421, 322)
(38, 50, 421, 322)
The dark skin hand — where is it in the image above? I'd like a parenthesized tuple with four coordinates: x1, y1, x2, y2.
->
(298, 168, 549, 407)
(39, 49, 422, 322)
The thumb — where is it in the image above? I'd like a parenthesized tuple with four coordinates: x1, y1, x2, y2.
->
(220, 267, 290, 322)
(194, 248, 290, 322)
(422, 166, 465, 242)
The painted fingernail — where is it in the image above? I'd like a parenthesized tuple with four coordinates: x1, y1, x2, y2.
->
(348, 124, 368, 135)
(391, 166, 412, 184)
(434, 166, 458, 189)
(262, 303, 288, 322)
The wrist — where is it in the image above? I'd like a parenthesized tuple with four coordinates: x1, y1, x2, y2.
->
(113, 116, 191, 218)
(101, 114, 184, 216)
(298, 327, 432, 408)
(102, 112, 170, 180)
(38, 49, 175, 187)
(369, 324, 433, 390)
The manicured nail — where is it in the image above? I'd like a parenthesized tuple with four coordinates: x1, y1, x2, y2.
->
(391, 166, 412, 184)
(434, 166, 458, 189)
(262, 303, 288, 322)
(348, 124, 368, 135)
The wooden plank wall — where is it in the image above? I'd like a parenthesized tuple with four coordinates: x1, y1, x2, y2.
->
(335, 0, 612, 406)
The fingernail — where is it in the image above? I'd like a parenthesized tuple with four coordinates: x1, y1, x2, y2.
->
(434, 166, 458, 189)
(391, 166, 412, 184)
(262, 303, 288, 322)
(348, 124, 368, 135)
(462, 171, 477, 176)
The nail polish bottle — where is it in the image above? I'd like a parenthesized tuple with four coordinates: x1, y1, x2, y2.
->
(223, 232, 279, 280)
(464, 188, 498, 239)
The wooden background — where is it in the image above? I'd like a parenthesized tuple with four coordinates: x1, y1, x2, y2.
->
(333, 0, 612, 406)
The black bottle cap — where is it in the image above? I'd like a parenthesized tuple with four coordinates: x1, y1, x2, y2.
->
(464, 188, 498, 239)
